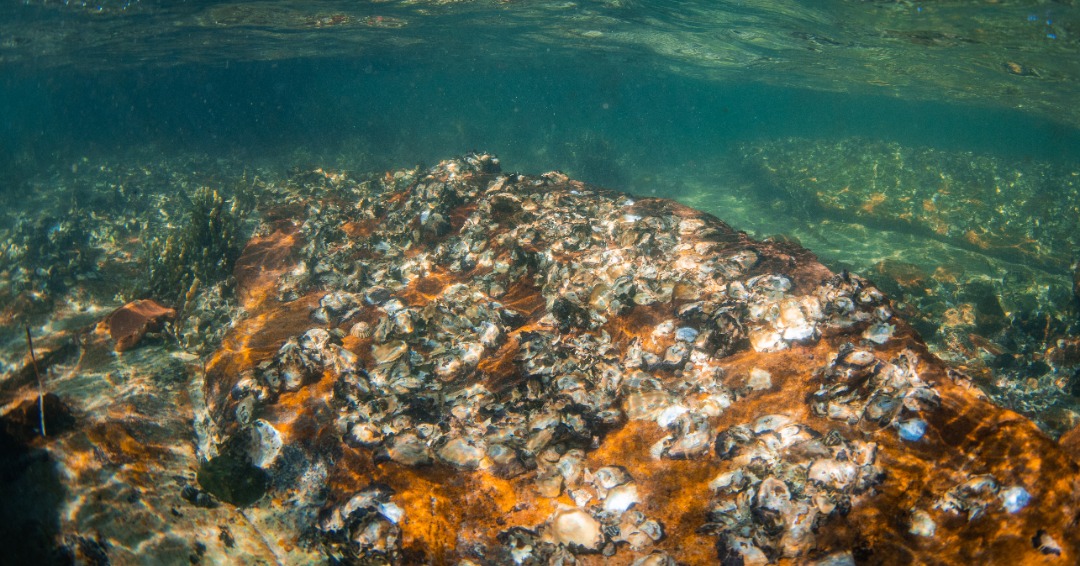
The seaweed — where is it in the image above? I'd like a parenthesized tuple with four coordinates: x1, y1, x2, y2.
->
(145, 186, 244, 311)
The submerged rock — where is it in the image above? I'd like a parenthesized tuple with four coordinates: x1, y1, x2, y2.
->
(6, 152, 1074, 564)
(190, 154, 1080, 564)
(97, 299, 176, 352)
(196, 435, 270, 507)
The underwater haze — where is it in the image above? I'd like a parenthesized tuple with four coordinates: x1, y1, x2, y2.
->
(4, 1, 1080, 173)
(2, 0, 1080, 563)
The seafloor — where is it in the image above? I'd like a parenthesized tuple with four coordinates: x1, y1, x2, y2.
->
(731, 138, 1080, 438)
(1, 151, 1078, 564)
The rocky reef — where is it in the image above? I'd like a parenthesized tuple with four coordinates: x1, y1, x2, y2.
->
(2, 153, 1079, 564)
(194, 154, 1079, 564)
(739, 137, 1080, 437)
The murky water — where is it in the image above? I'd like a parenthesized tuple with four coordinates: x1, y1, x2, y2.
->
(2, 1, 1079, 563)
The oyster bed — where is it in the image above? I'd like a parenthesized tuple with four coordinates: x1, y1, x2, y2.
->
(204, 155, 1080, 563)
(737, 137, 1080, 437)
(2, 153, 1080, 564)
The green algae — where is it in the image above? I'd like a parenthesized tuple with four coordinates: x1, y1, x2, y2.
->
(195, 422, 272, 508)
(145, 187, 244, 311)
(196, 452, 268, 508)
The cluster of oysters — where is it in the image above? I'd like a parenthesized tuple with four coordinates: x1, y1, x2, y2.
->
(201, 154, 1079, 564)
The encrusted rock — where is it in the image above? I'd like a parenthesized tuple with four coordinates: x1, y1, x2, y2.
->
(196, 154, 1080, 564)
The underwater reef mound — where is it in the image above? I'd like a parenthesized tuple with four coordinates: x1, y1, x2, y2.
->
(193, 154, 1079, 564)
(739, 137, 1080, 438)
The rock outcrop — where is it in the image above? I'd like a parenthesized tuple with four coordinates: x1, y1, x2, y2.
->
(194, 154, 1080, 564)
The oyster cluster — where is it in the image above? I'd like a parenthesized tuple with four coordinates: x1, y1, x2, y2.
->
(199, 154, 1080, 564)
(317, 483, 405, 562)
(810, 345, 940, 442)
(707, 416, 883, 562)
(229, 155, 792, 477)
(488, 464, 668, 563)
(0, 207, 97, 297)
(933, 474, 1032, 521)
(740, 136, 1080, 437)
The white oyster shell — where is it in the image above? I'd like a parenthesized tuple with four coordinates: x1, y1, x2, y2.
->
(546, 507, 604, 550)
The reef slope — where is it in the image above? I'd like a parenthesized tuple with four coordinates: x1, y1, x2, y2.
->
(198, 154, 1080, 564)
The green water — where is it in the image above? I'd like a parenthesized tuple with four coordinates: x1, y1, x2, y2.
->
(2, 2, 1080, 562)
(2, 2, 1079, 425)
(3, 0, 1080, 168)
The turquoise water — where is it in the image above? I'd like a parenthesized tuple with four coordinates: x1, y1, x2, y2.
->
(3, 1, 1079, 416)
(2, 2, 1080, 563)
(4, 56, 1080, 181)
(4, 1, 1080, 422)
(3, 0, 1080, 172)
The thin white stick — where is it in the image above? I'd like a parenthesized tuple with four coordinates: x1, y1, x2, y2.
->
(25, 326, 46, 438)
